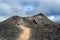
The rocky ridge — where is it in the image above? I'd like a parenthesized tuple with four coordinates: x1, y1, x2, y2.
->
(0, 13, 60, 40)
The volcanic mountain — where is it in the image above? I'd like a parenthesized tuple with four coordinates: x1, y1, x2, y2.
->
(0, 13, 60, 40)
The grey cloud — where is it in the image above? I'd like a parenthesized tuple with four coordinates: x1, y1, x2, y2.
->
(0, 0, 60, 22)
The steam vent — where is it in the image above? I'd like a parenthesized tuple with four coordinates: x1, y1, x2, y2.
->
(0, 13, 60, 40)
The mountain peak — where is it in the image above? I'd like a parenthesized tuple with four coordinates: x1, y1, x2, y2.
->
(1, 16, 23, 25)
(11, 16, 20, 18)
(34, 13, 45, 17)
(0, 13, 60, 40)
(1, 13, 55, 25)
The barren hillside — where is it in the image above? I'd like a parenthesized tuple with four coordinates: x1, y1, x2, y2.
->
(0, 13, 60, 40)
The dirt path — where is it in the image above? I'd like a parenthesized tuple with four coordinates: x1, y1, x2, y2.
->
(18, 25, 31, 40)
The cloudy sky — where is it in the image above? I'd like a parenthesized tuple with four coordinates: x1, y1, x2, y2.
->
(0, 0, 60, 22)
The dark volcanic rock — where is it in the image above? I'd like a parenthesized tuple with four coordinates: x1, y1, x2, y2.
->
(0, 13, 60, 40)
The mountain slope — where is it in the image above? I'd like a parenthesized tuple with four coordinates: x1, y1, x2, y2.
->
(0, 13, 60, 40)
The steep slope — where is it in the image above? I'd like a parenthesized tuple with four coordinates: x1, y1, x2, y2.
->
(0, 13, 60, 40)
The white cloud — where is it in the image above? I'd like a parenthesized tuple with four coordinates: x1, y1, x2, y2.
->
(0, 0, 60, 16)
(0, 16, 9, 22)
(48, 15, 60, 22)
(0, 3, 27, 17)
(0, 3, 12, 14)
(0, 0, 60, 22)
(11, 5, 27, 17)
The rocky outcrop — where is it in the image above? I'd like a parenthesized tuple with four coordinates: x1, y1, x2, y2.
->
(0, 13, 60, 40)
